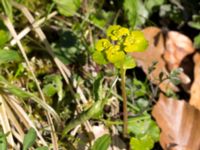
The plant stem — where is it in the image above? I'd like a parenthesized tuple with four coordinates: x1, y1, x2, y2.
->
(120, 67, 128, 137)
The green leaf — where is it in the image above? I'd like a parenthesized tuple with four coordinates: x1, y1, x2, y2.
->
(188, 15, 200, 30)
(130, 135, 154, 150)
(128, 114, 151, 136)
(0, 21, 10, 47)
(128, 114, 160, 142)
(136, 98, 149, 110)
(123, 0, 137, 27)
(123, 55, 136, 69)
(63, 98, 107, 134)
(0, 132, 7, 150)
(188, 21, 200, 30)
(93, 74, 104, 101)
(43, 74, 63, 101)
(146, 120, 160, 142)
(92, 51, 108, 65)
(128, 114, 160, 150)
(91, 134, 111, 150)
(23, 128, 37, 150)
(123, 0, 148, 27)
(0, 49, 22, 65)
(43, 84, 57, 97)
(145, 0, 165, 13)
(15, 63, 25, 77)
(169, 68, 182, 85)
(1, 0, 13, 21)
(194, 33, 200, 49)
(90, 10, 114, 27)
(133, 78, 147, 98)
(35, 146, 48, 150)
(53, 0, 81, 17)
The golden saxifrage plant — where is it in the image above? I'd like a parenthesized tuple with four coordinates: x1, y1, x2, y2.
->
(93, 25, 148, 137)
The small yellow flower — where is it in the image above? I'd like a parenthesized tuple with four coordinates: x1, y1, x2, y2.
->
(124, 31, 148, 52)
(95, 39, 111, 51)
(106, 45, 125, 63)
(107, 25, 129, 41)
(106, 25, 121, 41)
(118, 27, 129, 38)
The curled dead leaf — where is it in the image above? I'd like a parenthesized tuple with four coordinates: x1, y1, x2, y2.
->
(164, 31, 195, 70)
(130, 27, 193, 92)
(152, 94, 200, 150)
(164, 31, 195, 85)
(131, 27, 178, 92)
(190, 53, 200, 110)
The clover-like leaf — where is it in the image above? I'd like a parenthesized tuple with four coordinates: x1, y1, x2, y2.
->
(93, 51, 108, 65)
(124, 31, 148, 52)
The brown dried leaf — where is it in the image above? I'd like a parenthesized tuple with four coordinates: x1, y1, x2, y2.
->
(164, 31, 195, 84)
(131, 27, 178, 92)
(152, 94, 200, 150)
(131, 27, 193, 91)
(190, 53, 200, 110)
(164, 31, 195, 70)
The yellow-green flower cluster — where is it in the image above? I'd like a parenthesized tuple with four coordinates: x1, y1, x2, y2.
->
(93, 25, 148, 68)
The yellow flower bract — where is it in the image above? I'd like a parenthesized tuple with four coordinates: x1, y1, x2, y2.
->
(95, 39, 111, 51)
(93, 25, 148, 68)
(106, 45, 125, 63)
(124, 31, 148, 52)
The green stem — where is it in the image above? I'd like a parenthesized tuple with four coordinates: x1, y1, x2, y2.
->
(120, 67, 128, 137)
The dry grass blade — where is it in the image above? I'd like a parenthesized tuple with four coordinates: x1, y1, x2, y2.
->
(10, 11, 58, 46)
(0, 75, 60, 123)
(2, 95, 24, 143)
(11, 2, 93, 135)
(1, 14, 61, 149)
(10, 3, 59, 149)
(0, 95, 15, 149)
(152, 94, 200, 150)
(6, 96, 47, 146)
